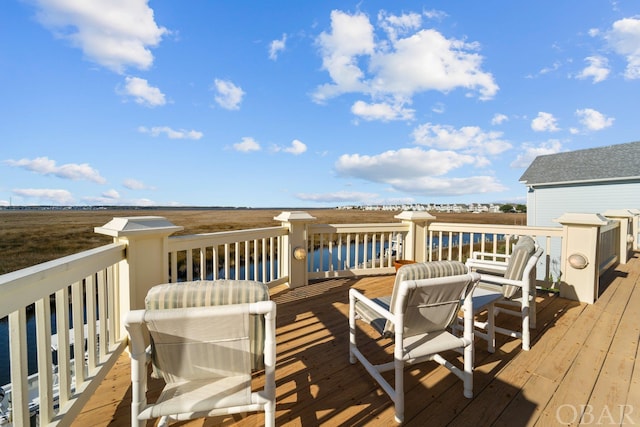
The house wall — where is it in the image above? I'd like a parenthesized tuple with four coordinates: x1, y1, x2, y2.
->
(526, 180, 640, 227)
(526, 180, 640, 283)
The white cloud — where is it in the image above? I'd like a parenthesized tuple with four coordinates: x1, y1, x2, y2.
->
(295, 191, 378, 203)
(412, 123, 511, 156)
(13, 188, 74, 204)
(123, 178, 154, 190)
(531, 112, 560, 132)
(233, 137, 261, 152)
(336, 147, 474, 180)
(313, 9, 498, 112)
(138, 125, 203, 140)
(491, 113, 508, 125)
(269, 34, 287, 60)
(576, 56, 610, 83)
(605, 17, 640, 79)
(102, 189, 120, 199)
(5, 157, 106, 183)
(283, 139, 307, 155)
(389, 175, 506, 196)
(351, 100, 415, 121)
(313, 10, 374, 102)
(213, 79, 245, 110)
(575, 108, 614, 131)
(122, 77, 166, 107)
(378, 11, 422, 41)
(510, 140, 563, 168)
(32, 0, 167, 74)
(334, 146, 507, 196)
(82, 195, 155, 206)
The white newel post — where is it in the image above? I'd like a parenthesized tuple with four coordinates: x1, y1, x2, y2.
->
(630, 209, 640, 251)
(274, 211, 316, 288)
(95, 216, 183, 337)
(554, 213, 608, 304)
(394, 211, 437, 262)
(604, 209, 634, 264)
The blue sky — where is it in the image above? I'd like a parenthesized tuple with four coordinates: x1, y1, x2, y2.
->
(1, 1, 639, 208)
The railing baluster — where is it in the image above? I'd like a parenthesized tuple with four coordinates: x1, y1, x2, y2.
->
(86, 274, 97, 372)
(106, 265, 117, 347)
(330, 233, 334, 270)
(97, 269, 108, 359)
(224, 243, 230, 279)
(8, 308, 29, 425)
(72, 280, 85, 385)
(56, 286, 71, 406)
(36, 297, 53, 423)
(199, 247, 206, 280)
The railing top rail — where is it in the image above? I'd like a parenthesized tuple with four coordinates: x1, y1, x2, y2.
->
(0, 242, 126, 318)
(599, 220, 620, 233)
(428, 222, 563, 237)
(309, 222, 408, 233)
(168, 226, 288, 248)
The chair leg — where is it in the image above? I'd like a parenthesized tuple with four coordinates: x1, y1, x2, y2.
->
(530, 291, 537, 329)
(521, 302, 530, 351)
(394, 357, 404, 423)
(349, 295, 357, 364)
(487, 303, 496, 353)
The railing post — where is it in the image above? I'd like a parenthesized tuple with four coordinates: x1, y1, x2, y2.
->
(627, 209, 640, 251)
(554, 213, 608, 304)
(394, 211, 437, 262)
(274, 211, 316, 288)
(95, 217, 183, 336)
(604, 209, 634, 264)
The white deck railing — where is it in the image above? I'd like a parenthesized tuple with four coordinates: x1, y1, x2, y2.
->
(598, 220, 620, 275)
(0, 243, 126, 426)
(167, 226, 289, 287)
(0, 208, 636, 425)
(307, 222, 408, 279)
(426, 222, 564, 287)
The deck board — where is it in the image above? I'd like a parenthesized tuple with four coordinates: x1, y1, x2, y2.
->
(74, 253, 640, 426)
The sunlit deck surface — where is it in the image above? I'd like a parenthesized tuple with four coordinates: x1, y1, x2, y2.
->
(76, 252, 640, 426)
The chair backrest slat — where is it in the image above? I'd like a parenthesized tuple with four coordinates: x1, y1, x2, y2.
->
(502, 236, 537, 298)
(385, 260, 468, 335)
(144, 305, 252, 384)
(401, 275, 475, 337)
(145, 280, 270, 371)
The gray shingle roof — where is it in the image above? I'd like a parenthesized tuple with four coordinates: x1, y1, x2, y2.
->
(519, 141, 640, 186)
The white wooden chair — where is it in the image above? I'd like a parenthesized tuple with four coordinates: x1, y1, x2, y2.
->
(125, 280, 276, 427)
(466, 236, 543, 352)
(349, 260, 480, 423)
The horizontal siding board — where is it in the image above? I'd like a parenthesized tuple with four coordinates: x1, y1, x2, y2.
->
(527, 181, 640, 227)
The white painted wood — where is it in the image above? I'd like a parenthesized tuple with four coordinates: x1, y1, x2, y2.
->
(35, 297, 53, 423)
(55, 286, 71, 407)
(8, 309, 29, 425)
(0, 243, 126, 318)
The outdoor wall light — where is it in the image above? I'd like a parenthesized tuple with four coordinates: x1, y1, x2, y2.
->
(568, 253, 589, 269)
(293, 246, 307, 260)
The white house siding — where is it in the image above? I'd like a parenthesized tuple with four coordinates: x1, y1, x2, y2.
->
(526, 181, 640, 227)
(526, 180, 640, 284)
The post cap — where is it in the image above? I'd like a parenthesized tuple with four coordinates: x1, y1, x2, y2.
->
(95, 216, 184, 237)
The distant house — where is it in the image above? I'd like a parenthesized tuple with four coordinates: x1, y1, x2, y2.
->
(520, 141, 640, 227)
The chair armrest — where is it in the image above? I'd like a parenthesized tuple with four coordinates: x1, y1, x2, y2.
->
(470, 251, 510, 261)
(479, 274, 526, 290)
(349, 288, 394, 322)
(466, 258, 508, 275)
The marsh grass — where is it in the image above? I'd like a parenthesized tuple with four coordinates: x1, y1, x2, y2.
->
(0, 208, 525, 275)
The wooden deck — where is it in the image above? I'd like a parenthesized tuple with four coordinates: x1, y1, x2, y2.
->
(74, 252, 640, 426)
